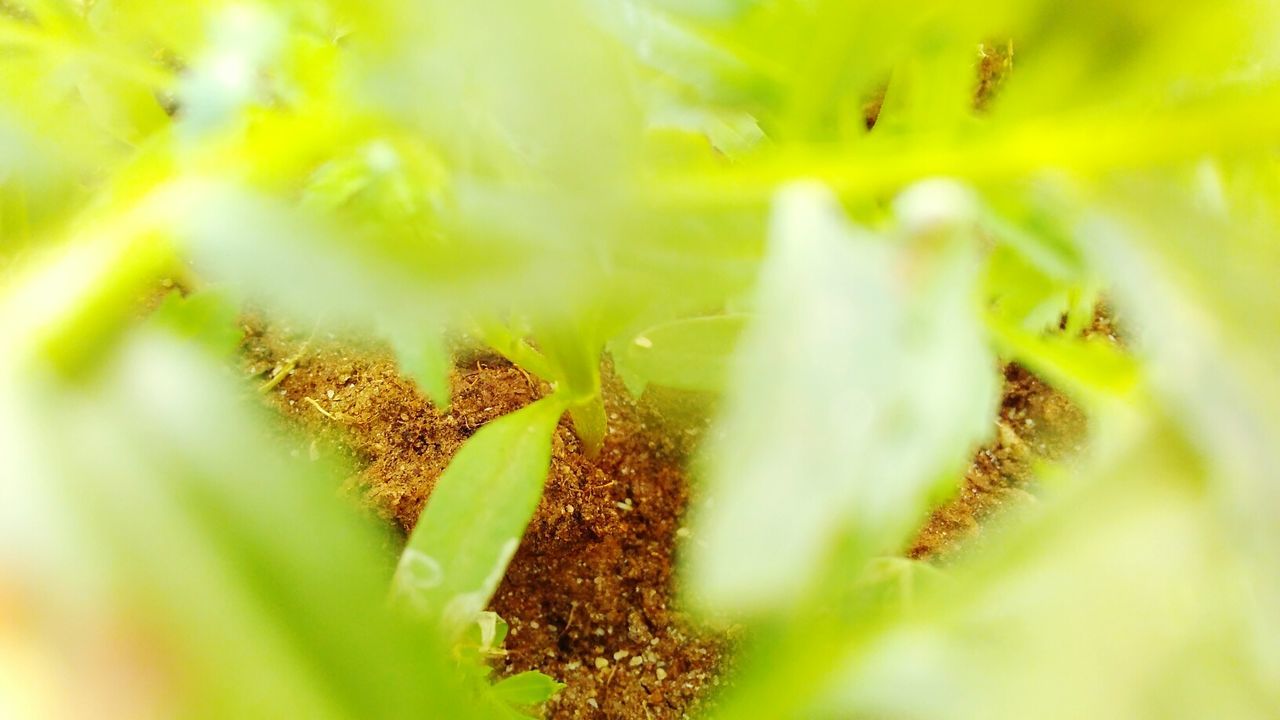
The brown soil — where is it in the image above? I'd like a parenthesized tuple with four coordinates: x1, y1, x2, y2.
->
(241, 322, 726, 720)
(241, 319, 1084, 718)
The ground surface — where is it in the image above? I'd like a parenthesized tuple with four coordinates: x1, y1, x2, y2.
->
(242, 318, 1083, 719)
(243, 325, 725, 719)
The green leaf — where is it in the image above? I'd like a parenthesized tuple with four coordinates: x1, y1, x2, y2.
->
(872, 38, 977, 138)
(477, 320, 556, 384)
(982, 244, 1072, 332)
(0, 331, 481, 719)
(1073, 172, 1280, 592)
(76, 72, 170, 146)
(568, 395, 607, 457)
(151, 289, 243, 356)
(7, 191, 181, 377)
(536, 319, 603, 402)
(474, 610, 510, 652)
(534, 318, 606, 454)
(652, 82, 1280, 208)
(388, 324, 452, 410)
(607, 337, 650, 399)
(620, 314, 747, 392)
(593, 0, 766, 104)
(985, 313, 1140, 406)
(394, 395, 565, 633)
(177, 181, 579, 351)
(686, 181, 998, 615)
(491, 671, 566, 708)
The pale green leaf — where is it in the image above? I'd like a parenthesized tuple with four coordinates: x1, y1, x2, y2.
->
(150, 288, 243, 357)
(477, 320, 557, 382)
(982, 244, 1072, 331)
(607, 337, 651, 399)
(1072, 173, 1280, 642)
(0, 330, 480, 719)
(986, 312, 1139, 405)
(620, 314, 747, 392)
(568, 395, 607, 457)
(77, 72, 169, 146)
(534, 317, 607, 453)
(807, 424, 1270, 720)
(394, 395, 565, 633)
(687, 180, 998, 615)
(387, 324, 452, 410)
(491, 671, 566, 708)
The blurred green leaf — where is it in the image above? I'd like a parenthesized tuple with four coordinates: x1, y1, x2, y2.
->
(619, 314, 746, 392)
(567, 396, 607, 457)
(1072, 169, 1280, 659)
(0, 330, 479, 719)
(477, 320, 557, 381)
(387, 323, 452, 410)
(77, 71, 169, 146)
(805, 420, 1279, 720)
(985, 312, 1140, 405)
(653, 82, 1280, 208)
(982, 244, 1072, 331)
(150, 289, 243, 356)
(686, 181, 998, 615)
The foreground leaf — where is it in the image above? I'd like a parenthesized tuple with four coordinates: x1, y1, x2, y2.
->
(686, 180, 998, 615)
(0, 337, 478, 719)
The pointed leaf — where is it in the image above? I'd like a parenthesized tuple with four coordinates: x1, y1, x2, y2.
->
(388, 325, 452, 410)
(491, 671, 566, 708)
(394, 396, 565, 633)
(535, 318, 606, 453)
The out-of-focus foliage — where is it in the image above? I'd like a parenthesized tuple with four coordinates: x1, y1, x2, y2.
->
(3, 0, 1280, 717)
(0, 255, 478, 718)
(614, 314, 747, 393)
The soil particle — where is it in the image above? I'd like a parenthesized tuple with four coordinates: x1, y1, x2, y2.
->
(862, 84, 887, 130)
(863, 38, 1013, 131)
(241, 322, 726, 720)
(975, 40, 1015, 111)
